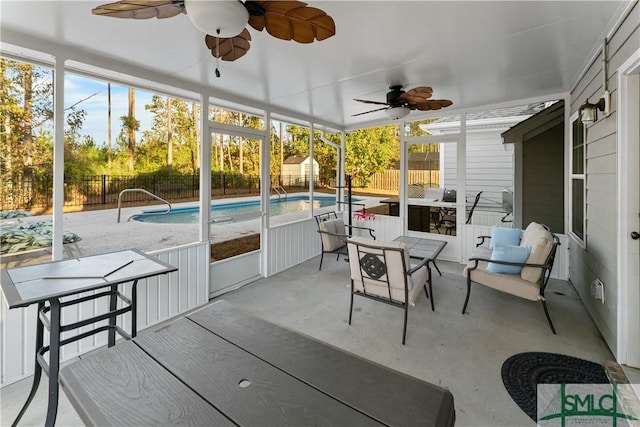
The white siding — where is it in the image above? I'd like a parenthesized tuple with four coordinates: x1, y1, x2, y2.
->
(465, 131, 514, 211)
(443, 131, 514, 212)
(568, 2, 639, 355)
(442, 143, 457, 191)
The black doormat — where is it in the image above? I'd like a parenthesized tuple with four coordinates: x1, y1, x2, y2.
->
(501, 352, 609, 421)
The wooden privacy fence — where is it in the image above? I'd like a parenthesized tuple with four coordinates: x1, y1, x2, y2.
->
(367, 170, 440, 193)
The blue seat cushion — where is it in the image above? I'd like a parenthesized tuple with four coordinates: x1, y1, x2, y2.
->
(489, 226, 522, 249)
(487, 245, 531, 274)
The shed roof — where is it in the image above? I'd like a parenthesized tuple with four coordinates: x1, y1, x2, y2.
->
(283, 156, 308, 164)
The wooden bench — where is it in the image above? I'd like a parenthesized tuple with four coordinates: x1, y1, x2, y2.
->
(61, 301, 455, 426)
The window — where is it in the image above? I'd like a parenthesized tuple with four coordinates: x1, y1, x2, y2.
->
(569, 114, 585, 244)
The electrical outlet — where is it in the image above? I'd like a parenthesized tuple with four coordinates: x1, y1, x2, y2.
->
(591, 278, 605, 304)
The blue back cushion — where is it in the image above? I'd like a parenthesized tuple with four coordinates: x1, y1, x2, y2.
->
(487, 245, 531, 274)
(489, 226, 522, 249)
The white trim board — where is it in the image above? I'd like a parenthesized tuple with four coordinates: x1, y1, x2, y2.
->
(616, 47, 640, 367)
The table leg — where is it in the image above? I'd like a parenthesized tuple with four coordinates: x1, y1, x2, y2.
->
(432, 260, 443, 276)
(131, 280, 138, 338)
(108, 285, 118, 347)
(44, 298, 61, 427)
(11, 302, 45, 427)
(427, 263, 435, 312)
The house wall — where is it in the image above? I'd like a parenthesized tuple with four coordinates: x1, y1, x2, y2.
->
(569, 2, 639, 355)
(443, 130, 514, 211)
(522, 123, 565, 233)
(465, 131, 515, 212)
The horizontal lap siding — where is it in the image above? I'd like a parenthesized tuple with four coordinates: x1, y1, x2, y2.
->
(568, 1, 639, 355)
(467, 134, 513, 210)
(0, 242, 209, 387)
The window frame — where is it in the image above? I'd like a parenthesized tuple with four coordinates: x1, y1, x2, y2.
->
(569, 111, 586, 247)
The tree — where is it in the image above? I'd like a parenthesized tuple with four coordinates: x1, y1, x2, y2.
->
(143, 95, 200, 174)
(0, 59, 55, 208)
(345, 125, 398, 187)
(126, 87, 137, 171)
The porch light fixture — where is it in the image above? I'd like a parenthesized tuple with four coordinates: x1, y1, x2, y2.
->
(184, 0, 249, 38)
(385, 106, 411, 120)
(579, 97, 605, 124)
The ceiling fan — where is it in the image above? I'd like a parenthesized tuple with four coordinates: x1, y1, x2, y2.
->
(92, 0, 336, 73)
(354, 85, 453, 120)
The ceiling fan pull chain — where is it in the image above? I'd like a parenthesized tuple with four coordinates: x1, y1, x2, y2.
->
(215, 29, 221, 78)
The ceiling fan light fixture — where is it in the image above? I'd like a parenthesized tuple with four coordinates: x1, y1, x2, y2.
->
(184, 0, 249, 38)
(385, 106, 411, 120)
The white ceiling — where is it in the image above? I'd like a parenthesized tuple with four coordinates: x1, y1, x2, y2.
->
(0, 1, 629, 130)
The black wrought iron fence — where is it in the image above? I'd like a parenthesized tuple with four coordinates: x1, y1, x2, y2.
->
(0, 173, 325, 210)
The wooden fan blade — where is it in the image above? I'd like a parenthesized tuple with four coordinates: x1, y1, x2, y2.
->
(411, 100, 453, 111)
(247, 1, 335, 43)
(205, 29, 252, 62)
(92, 0, 184, 19)
(398, 86, 433, 104)
(353, 98, 390, 106)
(352, 107, 389, 117)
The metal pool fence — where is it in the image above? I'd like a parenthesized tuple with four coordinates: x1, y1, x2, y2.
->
(1, 173, 323, 210)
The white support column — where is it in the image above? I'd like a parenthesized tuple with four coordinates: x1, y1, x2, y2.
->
(261, 111, 271, 276)
(52, 57, 65, 260)
(399, 121, 407, 234)
(198, 95, 211, 243)
(339, 132, 346, 212)
(457, 113, 467, 262)
(309, 123, 315, 216)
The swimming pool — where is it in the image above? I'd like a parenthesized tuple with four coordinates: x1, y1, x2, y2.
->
(131, 195, 359, 224)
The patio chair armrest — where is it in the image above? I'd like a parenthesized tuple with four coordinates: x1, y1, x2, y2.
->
(407, 257, 430, 274)
(468, 255, 492, 264)
(476, 235, 491, 247)
(344, 224, 375, 239)
(469, 256, 552, 270)
(317, 229, 349, 239)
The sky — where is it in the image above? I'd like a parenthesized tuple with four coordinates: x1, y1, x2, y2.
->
(64, 73, 155, 146)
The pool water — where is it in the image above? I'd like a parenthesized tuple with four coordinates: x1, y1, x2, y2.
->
(131, 195, 358, 224)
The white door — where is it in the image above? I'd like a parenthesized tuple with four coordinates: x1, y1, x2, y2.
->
(209, 129, 265, 296)
(618, 51, 640, 367)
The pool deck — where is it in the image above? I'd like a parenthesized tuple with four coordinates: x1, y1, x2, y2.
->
(1, 194, 384, 267)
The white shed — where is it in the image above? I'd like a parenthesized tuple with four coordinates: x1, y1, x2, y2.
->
(281, 156, 320, 187)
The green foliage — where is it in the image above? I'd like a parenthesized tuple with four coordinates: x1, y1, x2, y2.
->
(345, 125, 399, 186)
(120, 114, 140, 131)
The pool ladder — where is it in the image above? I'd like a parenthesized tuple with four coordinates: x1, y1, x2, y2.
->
(117, 188, 172, 223)
(273, 186, 288, 199)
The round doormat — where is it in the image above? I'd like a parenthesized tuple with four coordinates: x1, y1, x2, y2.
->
(501, 352, 609, 421)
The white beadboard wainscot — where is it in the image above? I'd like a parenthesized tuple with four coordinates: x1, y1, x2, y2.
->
(0, 242, 209, 387)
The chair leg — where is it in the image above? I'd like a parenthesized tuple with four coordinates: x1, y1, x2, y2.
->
(402, 304, 408, 345)
(541, 300, 557, 334)
(348, 286, 354, 325)
(318, 252, 325, 270)
(462, 276, 472, 314)
(427, 266, 435, 311)
(432, 260, 442, 276)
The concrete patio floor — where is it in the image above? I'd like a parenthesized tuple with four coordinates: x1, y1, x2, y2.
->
(1, 257, 613, 426)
